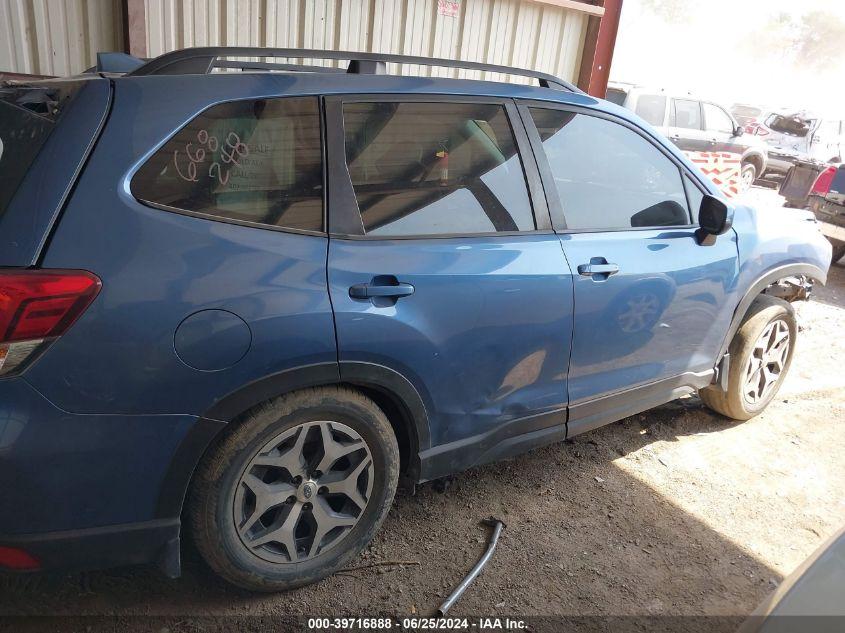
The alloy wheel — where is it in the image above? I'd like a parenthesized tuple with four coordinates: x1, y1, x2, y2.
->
(743, 319, 790, 405)
(740, 166, 755, 190)
(233, 420, 374, 564)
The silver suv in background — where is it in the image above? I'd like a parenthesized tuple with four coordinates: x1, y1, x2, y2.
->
(608, 83, 768, 191)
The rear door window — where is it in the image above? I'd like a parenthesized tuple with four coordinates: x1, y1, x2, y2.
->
(132, 97, 324, 232)
(341, 101, 534, 236)
(634, 95, 667, 126)
(672, 99, 703, 130)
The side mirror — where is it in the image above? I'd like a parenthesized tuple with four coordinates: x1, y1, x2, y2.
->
(733, 125, 744, 137)
(696, 195, 734, 245)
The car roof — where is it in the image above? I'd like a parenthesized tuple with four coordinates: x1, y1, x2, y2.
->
(115, 69, 607, 111)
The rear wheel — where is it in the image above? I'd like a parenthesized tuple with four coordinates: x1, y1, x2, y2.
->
(189, 387, 400, 591)
(699, 295, 796, 420)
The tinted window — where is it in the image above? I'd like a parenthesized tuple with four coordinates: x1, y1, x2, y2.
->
(831, 167, 845, 193)
(605, 89, 627, 106)
(342, 102, 534, 236)
(703, 103, 734, 134)
(634, 95, 667, 126)
(0, 84, 79, 218)
(673, 99, 702, 130)
(132, 97, 323, 232)
(530, 108, 690, 231)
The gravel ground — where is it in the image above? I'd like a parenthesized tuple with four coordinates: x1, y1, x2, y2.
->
(2, 188, 843, 631)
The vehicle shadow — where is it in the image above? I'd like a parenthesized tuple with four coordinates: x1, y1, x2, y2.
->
(0, 401, 778, 632)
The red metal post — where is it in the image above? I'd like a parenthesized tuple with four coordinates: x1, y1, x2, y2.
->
(123, 0, 148, 58)
(577, 0, 623, 98)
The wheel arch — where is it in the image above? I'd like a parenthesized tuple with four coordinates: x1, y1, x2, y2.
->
(154, 362, 430, 523)
(717, 263, 826, 361)
(742, 151, 765, 175)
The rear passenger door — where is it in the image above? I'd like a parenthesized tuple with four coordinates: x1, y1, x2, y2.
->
(668, 98, 709, 153)
(324, 96, 574, 477)
(519, 103, 739, 435)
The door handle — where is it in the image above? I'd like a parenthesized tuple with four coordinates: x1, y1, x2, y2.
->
(577, 258, 619, 280)
(349, 275, 415, 305)
(578, 263, 619, 275)
(349, 283, 415, 299)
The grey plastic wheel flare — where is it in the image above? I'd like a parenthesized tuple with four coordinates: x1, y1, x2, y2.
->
(233, 420, 374, 564)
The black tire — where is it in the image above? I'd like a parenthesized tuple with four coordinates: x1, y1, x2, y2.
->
(189, 386, 400, 592)
(699, 295, 797, 420)
(831, 240, 845, 265)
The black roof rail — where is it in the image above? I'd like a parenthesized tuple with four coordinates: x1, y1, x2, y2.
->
(128, 47, 583, 93)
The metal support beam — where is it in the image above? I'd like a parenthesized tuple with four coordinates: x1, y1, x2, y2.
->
(123, 0, 147, 59)
(528, 0, 605, 16)
(576, 0, 623, 98)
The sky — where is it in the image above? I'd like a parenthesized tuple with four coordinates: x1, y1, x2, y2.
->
(610, 0, 845, 117)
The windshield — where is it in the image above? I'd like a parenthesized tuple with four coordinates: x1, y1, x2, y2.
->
(765, 113, 816, 137)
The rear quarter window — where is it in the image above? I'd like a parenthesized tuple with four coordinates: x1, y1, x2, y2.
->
(132, 96, 324, 232)
(605, 89, 628, 107)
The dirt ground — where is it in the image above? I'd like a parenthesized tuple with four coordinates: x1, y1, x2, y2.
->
(2, 188, 844, 631)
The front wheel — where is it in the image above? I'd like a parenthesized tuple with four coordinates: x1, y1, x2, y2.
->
(740, 163, 757, 191)
(189, 387, 400, 592)
(699, 295, 796, 420)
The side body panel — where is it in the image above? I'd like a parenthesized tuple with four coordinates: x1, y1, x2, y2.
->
(329, 235, 574, 458)
(27, 77, 337, 417)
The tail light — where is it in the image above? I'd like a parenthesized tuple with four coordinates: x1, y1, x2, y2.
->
(0, 546, 40, 570)
(0, 269, 101, 377)
(811, 166, 837, 195)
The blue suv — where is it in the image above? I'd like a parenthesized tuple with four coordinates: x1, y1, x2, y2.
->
(0, 48, 831, 591)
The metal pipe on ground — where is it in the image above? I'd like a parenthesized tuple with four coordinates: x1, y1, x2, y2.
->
(437, 517, 506, 616)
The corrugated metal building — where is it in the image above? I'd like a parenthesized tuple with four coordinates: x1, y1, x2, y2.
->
(0, 0, 620, 94)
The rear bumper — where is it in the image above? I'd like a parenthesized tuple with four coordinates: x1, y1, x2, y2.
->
(0, 377, 224, 574)
(0, 519, 179, 575)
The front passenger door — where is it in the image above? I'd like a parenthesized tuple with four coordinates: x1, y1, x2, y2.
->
(702, 101, 741, 154)
(521, 104, 740, 435)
